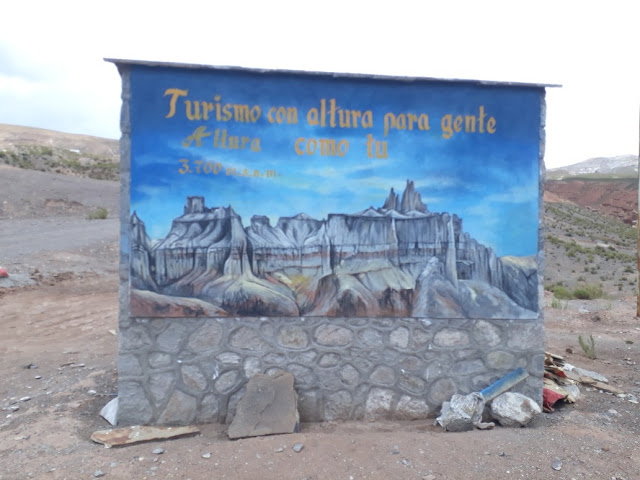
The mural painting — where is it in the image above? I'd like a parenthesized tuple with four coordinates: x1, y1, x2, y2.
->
(128, 66, 541, 319)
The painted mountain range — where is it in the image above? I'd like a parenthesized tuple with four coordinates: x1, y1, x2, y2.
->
(130, 180, 538, 319)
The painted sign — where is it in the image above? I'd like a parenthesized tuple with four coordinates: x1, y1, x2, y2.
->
(128, 65, 541, 319)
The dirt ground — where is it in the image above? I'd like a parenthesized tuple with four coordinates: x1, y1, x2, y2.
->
(1, 165, 640, 479)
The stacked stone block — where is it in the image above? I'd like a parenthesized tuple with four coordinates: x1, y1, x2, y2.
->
(117, 316, 543, 425)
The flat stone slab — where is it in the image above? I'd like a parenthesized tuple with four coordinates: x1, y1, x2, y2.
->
(228, 372, 299, 439)
(90, 425, 200, 448)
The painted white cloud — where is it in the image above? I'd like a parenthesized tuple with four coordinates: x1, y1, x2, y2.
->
(483, 184, 538, 204)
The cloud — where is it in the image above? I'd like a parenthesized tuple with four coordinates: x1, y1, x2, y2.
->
(0, 0, 638, 168)
(483, 183, 538, 204)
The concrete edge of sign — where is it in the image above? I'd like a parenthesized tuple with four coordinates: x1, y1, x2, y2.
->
(105, 58, 560, 89)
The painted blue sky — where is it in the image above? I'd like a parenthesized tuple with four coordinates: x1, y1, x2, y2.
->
(130, 65, 540, 257)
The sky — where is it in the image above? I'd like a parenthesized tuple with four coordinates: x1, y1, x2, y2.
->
(0, 0, 638, 173)
(128, 64, 540, 256)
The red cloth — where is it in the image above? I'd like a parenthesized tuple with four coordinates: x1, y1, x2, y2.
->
(543, 388, 566, 412)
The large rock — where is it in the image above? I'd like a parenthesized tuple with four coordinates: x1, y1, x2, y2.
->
(228, 372, 299, 439)
(490, 392, 541, 427)
(436, 392, 486, 432)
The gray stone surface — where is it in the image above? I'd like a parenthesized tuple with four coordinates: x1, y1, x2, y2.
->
(314, 325, 353, 346)
(395, 395, 431, 420)
(340, 364, 360, 386)
(398, 373, 427, 395)
(436, 392, 485, 432)
(370, 365, 396, 385)
(214, 370, 241, 394)
(389, 327, 410, 348)
(286, 363, 316, 387)
(318, 353, 340, 367)
(325, 390, 352, 420)
(428, 377, 458, 406)
(433, 328, 470, 347)
(156, 323, 188, 352)
(197, 393, 220, 423)
(472, 320, 502, 347)
(277, 326, 309, 349)
(117, 316, 544, 425)
(217, 352, 242, 366)
(181, 365, 208, 392)
(486, 350, 516, 369)
(365, 388, 395, 419)
(149, 373, 176, 405)
(188, 322, 223, 350)
(149, 352, 172, 368)
(229, 327, 268, 350)
(243, 357, 261, 378)
(158, 390, 197, 425)
(359, 328, 384, 347)
(228, 372, 299, 439)
(490, 392, 542, 427)
(118, 354, 143, 376)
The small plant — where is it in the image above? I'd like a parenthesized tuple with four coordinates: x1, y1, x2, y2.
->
(573, 283, 604, 300)
(550, 298, 568, 309)
(578, 334, 596, 359)
(87, 207, 108, 220)
(552, 285, 572, 300)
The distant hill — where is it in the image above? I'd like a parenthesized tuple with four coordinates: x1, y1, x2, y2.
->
(546, 155, 638, 226)
(547, 154, 637, 180)
(0, 124, 119, 180)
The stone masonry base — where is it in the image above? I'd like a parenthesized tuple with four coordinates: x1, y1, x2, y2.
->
(117, 316, 544, 425)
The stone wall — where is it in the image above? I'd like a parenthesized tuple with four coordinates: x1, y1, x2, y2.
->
(114, 63, 546, 426)
(117, 316, 544, 425)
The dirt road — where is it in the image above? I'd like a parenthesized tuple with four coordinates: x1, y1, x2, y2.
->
(1, 165, 639, 479)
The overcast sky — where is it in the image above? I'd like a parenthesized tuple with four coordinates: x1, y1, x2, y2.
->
(0, 0, 638, 169)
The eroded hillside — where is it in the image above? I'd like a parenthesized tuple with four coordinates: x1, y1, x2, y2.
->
(544, 200, 637, 298)
(546, 177, 637, 225)
(0, 123, 119, 180)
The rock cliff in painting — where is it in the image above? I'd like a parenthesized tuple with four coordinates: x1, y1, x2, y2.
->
(130, 180, 538, 318)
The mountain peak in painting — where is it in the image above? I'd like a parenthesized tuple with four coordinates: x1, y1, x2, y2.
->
(379, 180, 429, 215)
(130, 180, 538, 319)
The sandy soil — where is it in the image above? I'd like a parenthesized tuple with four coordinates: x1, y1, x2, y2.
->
(1, 165, 639, 480)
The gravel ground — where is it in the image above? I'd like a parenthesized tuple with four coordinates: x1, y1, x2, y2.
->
(1, 165, 639, 479)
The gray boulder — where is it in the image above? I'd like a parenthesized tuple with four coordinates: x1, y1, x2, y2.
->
(490, 392, 541, 427)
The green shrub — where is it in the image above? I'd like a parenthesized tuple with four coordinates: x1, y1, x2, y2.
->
(552, 285, 572, 299)
(551, 298, 568, 309)
(572, 283, 604, 300)
(87, 207, 108, 220)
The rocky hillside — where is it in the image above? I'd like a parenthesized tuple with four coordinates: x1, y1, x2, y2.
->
(545, 177, 637, 225)
(544, 155, 638, 298)
(0, 124, 119, 180)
